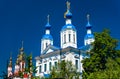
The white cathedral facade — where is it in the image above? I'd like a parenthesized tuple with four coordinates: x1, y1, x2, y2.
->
(35, 1, 94, 77)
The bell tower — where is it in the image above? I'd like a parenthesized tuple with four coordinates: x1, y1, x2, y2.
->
(41, 15, 53, 54)
(60, 1, 77, 48)
(84, 14, 94, 45)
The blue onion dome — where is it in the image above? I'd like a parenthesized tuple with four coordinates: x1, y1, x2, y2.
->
(42, 15, 53, 40)
(64, 1, 72, 19)
(84, 34, 94, 39)
(86, 14, 92, 29)
(86, 21, 92, 29)
(45, 15, 51, 29)
(42, 34, 53, 40)
(45, 22, 51, 29)
(64, 10, 72, 19)
(61, 24, 76, 31)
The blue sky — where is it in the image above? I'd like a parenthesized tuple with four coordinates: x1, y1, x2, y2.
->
(0, 0, 120, 74)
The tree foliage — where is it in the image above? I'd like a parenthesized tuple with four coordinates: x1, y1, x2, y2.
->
(82, 29, 120, 78)
(25, 54, 37, 74)
(24, 54, 37, 78)
(50, 60, 79, 79)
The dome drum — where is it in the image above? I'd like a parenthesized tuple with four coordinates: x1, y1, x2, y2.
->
(61, 24, 76, 31)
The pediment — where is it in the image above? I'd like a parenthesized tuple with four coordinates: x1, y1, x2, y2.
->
(42, 45, 59, 54)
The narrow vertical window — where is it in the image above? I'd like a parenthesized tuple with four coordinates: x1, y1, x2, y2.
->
(39, 65, 41, 73)
(49, 62, 52, 71)
(46, 43, 48, 48)
(75, 60, 78, 69)
(73, 34, 75, 43)
(54, 62, 57, 69)
(69, 34, 71, 42)
(42, 42, 44, 49)
(64, 34, 66, 43)
(86, 41, 88, 45)
(44, 64, 47, 72)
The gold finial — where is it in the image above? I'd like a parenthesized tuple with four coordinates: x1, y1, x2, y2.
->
(47, 14, 50, 23)
(66, 1, 70, 10)
(20, 40, 24, 52)
(16, 57, 19, 64)
(9, 54, 12, 67)
(64, 1, 71, 18)
(87, 14, 90, 22)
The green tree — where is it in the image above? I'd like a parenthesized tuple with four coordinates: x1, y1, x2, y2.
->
(50, 60, 79, 79)
(82, 29, 120, 78)
(25, 54, 37, 78)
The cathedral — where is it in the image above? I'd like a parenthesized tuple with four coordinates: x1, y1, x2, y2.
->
(35, 1, 94, 77)
(7, 1, 94, 78)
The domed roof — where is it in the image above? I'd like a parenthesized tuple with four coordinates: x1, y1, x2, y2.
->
(42, 34, 53, 40)
(86, 22, 92, 29)
(84, 34, 94, 39)
(86, 14, 92, 29)
(65, 10, 72, 19)
(64, 1, 72, 19)
(45, 22, 51, 29)
(61, 24, 76, 31)
(45, 15, 51, 29)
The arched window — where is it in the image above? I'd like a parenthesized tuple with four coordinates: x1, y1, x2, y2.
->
(75, 60, 78, 69)
(44, 64, 47, 72)
(54, 62, 57, 69)
(73, 34, 75, 43)
(39, 65, 41, 73)
(46, 43, 48, 48)
(49, 62, 52, 71)
(64, 34, 66, 43)
(69, 34, 71, 42)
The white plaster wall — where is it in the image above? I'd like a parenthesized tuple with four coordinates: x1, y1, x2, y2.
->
(65, 52, 81, 72)
(61, 29, 77, 48)
(37, 53, 82, 76)
(41, 39, 53, 54)
(35, 60, 40, 76)
(80, 55, 83, 73)
(85, 38, 94, 46)
(46, 49, 53, 54)
(65, 52, 75, 65)
(38, 55, 61, 75)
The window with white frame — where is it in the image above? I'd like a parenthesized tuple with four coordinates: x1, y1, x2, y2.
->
(49, 62, 52, 71)
(54, 61, 57, 69)
(75, 60, 78, 69)
(64, 34, 66, 43)
(44, 64, 47, 72)
(39, 65, 41, 73)
(69, 34, 71, 42)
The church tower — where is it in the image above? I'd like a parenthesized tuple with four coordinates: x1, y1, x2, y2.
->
(19, 41, 26, 72)
(7, 56, 13, 77)
(41, 15, 53, 54)
(14, 56, 20, 76)
(84, 14, 94, 45)
(60, 1, 77, 48)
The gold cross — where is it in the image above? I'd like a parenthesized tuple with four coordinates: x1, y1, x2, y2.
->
(47, 14, 50, 23)
(87, 14, 90, 22)
(66, 1, 70, 10)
